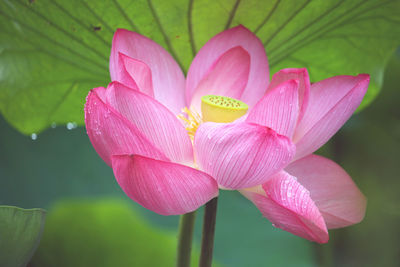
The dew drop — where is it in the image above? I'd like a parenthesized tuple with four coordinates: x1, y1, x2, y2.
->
(66, 122, 77, 130)
(104, 109, 111, 118)
(31, 133, 37, 140)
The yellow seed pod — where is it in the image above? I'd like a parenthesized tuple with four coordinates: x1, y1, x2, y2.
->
(201, 95, 248, 123)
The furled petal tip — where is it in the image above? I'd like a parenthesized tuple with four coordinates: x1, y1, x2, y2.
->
(267, 68, 311, 125)
(111, 154, 219, 215)
(117, 52, 154, 97)
(110, 28, 186, 114)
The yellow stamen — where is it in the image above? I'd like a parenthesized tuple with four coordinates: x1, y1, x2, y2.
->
(201, 95, 248, 123)
(178, 107, 202, 140)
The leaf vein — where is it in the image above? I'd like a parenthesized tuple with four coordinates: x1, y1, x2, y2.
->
(254, 0, 280, 34)
(225, 0, 241, 30)
(0, 10, 108, 74)
(263, 0, 311, 47)
(80, 0, 116, 34)
(267, 0, 346, 55)
(49, 0, 111, 48)
(188, 0, 197, 56)
(14, 0, 109, 63)
(147, 0, 185, 72)
(47, 82, 78, 125)
(111, 0, 141, 33)
(269, 0, 389, 66)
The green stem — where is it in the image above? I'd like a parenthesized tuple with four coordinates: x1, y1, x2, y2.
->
(176, 211, 197, 267)
(199, 197, 218, 267)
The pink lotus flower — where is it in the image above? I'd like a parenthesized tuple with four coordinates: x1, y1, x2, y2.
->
(85, 25, 368, 243)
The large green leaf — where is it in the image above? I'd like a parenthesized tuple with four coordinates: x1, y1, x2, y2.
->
(0, 206, 46, 267)
(0, 0, 399, 134)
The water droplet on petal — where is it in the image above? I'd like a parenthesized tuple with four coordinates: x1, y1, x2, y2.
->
(31, 133, 37, 140)
(104, 109, 111, 118)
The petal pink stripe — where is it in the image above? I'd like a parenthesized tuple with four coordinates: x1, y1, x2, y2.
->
(293, 74, 370, 160)
(84, 88, 168, 166)
(194, 122, 296, 189)
(186, 25, 269, 108)
(241, 172, 329, 243)
(105, 82, 193, 165)
(118, 52, 154, 98)
(112, 53, 139, 93)
(189, 46, 250, 112)
(111, 154, 219, 215)
(247, 79, 299, 138)
(286, 154, 366, 229)
(268, 68, 310, 124)
(110, 29, 185, 114)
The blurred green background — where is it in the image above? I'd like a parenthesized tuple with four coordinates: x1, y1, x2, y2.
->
(1, 0, 399, 266)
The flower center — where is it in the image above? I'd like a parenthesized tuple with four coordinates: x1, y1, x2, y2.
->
(201, 95, 248, 123)
(178, 95, 248, 140)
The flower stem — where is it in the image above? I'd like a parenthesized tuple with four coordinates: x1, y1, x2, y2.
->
(176, 211, 197, 267)
(199, 197, 218, 267)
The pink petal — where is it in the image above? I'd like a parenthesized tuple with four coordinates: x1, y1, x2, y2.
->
(117, 52, 154, 98)
(293, 74, 370, 160)
(189, 46, 250, 112)
(194, 122, 295, 189)
(267, 68, 310, 124)
(286, 154, 366, 229)
(241, 172, 329, 243)
(186, 25, 269, 108)
(111, 154, 219, 215)
(246, 79, 299, 138)
(105, 82, 193, 165)
(84, 88, 168, 166)
(110, 29, 186, 114)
